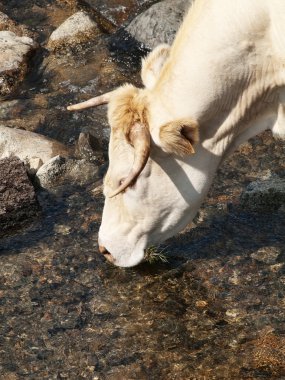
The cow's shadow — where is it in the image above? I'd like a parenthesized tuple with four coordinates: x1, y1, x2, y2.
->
(136, 204, 285, 275)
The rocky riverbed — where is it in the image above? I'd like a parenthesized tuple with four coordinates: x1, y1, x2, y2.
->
(0, 1, 285, 379)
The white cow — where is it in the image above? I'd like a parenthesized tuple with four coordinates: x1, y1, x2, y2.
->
(68, 0, 285, 267)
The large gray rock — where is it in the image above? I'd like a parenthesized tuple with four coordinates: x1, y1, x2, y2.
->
(0, 31, 37, 97)
(126, 0, 191, 49)
(240, 177, 285, 212)
(48, 11, 100, 50)
(0, 156, 39, 235)
(0, 125, 72, 173)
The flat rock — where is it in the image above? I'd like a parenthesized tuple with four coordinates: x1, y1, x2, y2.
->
(0, 156, 39, 235)
(0, 31, 37, 97)
(48, 11, 100, 50)
(240, 177, 285, 212)
(0, 125, 72, 173)
(126, 0, 191, 49)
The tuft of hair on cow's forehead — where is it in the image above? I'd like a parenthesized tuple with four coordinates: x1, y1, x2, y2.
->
(107, 84, 149, 138)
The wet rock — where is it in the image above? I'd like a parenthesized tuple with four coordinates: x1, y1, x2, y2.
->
(47, 11, 101, 50)
(240, 177, 285, 212)
(126, 0, 191, 49)
(0, 125, 72, 173)
(0, 31, 37, 97)
(0, 156, 39, 235)
(35, 156, 100, 189)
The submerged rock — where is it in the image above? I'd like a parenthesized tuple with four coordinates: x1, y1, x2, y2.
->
(240, 177, 285, 212)
(126, 0, 191, 49)
(0, 31, 37, 97)
(0, 156, 39, 235)
(0, 125, 72, 173)
(250, 247, 281, 265)
(48, 11, 101, 50)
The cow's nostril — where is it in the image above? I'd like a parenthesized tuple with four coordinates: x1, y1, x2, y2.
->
(99, 245, 108, 255)
(98, 245, 115, 264)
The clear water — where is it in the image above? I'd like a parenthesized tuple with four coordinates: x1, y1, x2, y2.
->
(0, 1, 285, 378)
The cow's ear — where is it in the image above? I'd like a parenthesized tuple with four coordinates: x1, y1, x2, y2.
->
(141, 44, 170, 89)
(159, 119, 199, 156)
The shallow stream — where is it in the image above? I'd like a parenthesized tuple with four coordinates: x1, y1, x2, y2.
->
(0, 1, 285, 379)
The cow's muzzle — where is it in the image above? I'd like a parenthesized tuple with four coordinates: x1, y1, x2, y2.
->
(98, 245, 115, 264)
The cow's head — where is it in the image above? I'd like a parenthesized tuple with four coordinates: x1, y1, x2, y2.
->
(68, 44, 199, 267)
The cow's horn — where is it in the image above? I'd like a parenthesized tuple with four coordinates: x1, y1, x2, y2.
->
(67, 90, 115, 111)
(109, 123, 150, 198)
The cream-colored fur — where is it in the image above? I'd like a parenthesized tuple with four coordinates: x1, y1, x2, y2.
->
(159, 119, 199, 156)
(141, 44, 170, 89)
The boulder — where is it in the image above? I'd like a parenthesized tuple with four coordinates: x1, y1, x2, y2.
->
(35, 155, 100, 190)
(0, 156, 39, 235)
(0, 125, 72, 173)
(0, 31, 37, 97)
(240, 177, 285, 212)
(47, 11, 100, 50)
(126, 0, 191, 49)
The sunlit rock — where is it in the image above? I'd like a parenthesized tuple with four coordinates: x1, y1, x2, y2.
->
(35, 155, 100, 189)
(126, 0, 191, 49)
(0, 31, 37, 97)
(47, 11, 100, 50)
(0, 125, 72, 173)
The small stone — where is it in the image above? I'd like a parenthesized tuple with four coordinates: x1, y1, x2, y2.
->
(251, 247, 281, 264)
(225, 309, 240, 321)
(35, 155, 67, 188)
(195, 300, 208, 308)
(228, 270, 240, 285)
(54, 224, 71, 235)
